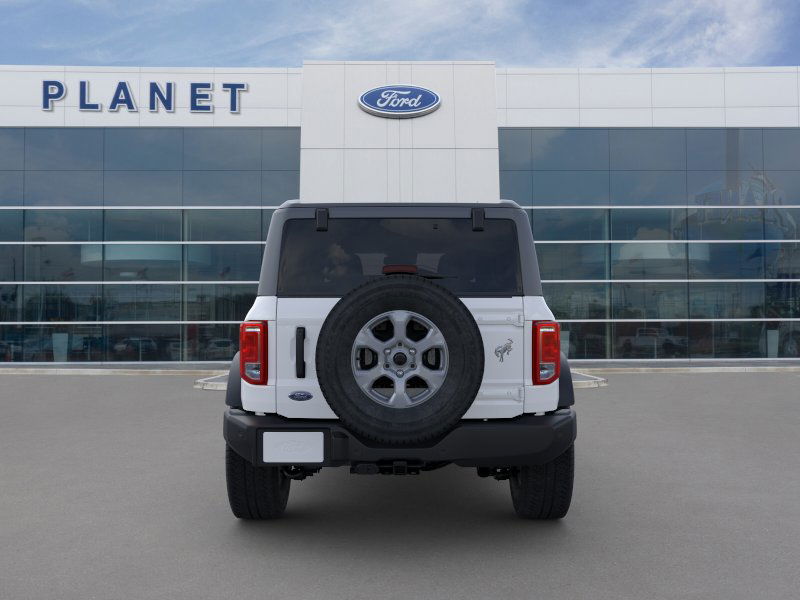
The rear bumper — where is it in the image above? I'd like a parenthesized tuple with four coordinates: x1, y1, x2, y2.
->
(224, 408, 576, 468)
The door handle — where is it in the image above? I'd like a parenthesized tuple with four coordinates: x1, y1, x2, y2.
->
(296, 327, 306, 378)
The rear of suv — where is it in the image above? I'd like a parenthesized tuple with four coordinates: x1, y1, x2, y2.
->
(224, 200, 576, 519)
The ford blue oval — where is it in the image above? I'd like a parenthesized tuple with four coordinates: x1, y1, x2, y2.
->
(358, 85, 440, 118)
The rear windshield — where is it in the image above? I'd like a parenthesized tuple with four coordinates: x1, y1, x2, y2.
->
(276, 217, 522, 297)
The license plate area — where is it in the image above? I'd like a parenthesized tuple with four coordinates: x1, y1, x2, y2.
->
(262, 431, 324, 464)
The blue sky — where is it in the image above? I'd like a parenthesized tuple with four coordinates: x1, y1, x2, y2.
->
(1, 0, 799, 68)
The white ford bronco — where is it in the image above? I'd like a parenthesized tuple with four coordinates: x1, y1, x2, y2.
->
(224, 201, 576, 519)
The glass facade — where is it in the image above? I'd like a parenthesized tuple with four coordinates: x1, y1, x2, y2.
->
(503, 127, 800, 359)
(1, 125, 798, 361)
(0, 127, 299, 362)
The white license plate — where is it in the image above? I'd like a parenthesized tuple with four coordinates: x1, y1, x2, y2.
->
(262, 431, 324, 463)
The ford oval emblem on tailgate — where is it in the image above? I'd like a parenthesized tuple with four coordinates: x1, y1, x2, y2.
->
(289, 391, 313, 401)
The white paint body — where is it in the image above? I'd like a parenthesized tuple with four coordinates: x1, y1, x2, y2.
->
(241, 294, 558, 419)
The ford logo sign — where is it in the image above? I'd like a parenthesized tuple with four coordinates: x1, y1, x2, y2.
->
(358, 85, 440, 118)
(288, 391, 313, 402)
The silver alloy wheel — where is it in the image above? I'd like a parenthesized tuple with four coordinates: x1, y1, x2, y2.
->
(351, 310, 449, 409)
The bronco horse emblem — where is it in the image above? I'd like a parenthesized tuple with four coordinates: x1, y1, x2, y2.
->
(494, 338, 514, 362)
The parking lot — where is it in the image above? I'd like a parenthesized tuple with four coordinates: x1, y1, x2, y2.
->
(2, 371, 799, 599)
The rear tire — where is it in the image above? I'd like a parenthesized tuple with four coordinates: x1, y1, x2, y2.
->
(226, 445, 290, 519)
(509, 445, 574, 519)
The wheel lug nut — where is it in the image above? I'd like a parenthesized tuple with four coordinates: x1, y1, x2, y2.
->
(384, 363, 390, 369)
(409, 348, 416, 355)
(396, 370, 404, 377)
(410, 363, 416, 369)
(384, 348, 391, 354)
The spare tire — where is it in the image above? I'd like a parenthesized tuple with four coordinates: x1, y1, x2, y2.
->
(316, 275, 484, 445)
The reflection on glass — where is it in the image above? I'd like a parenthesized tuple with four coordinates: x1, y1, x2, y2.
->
(25, 244, 102, 281)
(611, 208, 687, 240)
(22, 324, 104, 362)
(500, 171, 532, 204)
(766, 282, 800, 318)
(537, 244, 608, 280)
(542, 283, 608, 319)
(0, 210, 23, 241)
(611, 171, 686, 205)
(610, 129, 685, 170)
(765, 242, 800, 278)
(23, 285, 101, 321)
(499, 129, 532, 170)
(689, 243, 764, 279)
(24, 171, 103, 206)
(185, 244, 263, 281)
(104, 128, 182, 170)
(612, 282, 688, 319)
(532, 171, 610, 205)
(104, 210, 181, 241)
(687, 207, 764, 240)
(763, 129, 800, 170)
(262, 170, 299, 206)
(24, 210, 102, 241)
(686, 129, 763, 171)
(103, 245, 181, 281)
(0, 170, 23, 205)
(185, 284, 257, 321)
(106, 324, 181, 361)
(774, 323, 800, 357)
(613, 321, 688, 359)
(104, 171, 182, 206)
(0, 246, 23, 281)
(533, 129, 609, 170)
(183, 129, 261, 170)
(25, 128, 103, 170)
(611, 243, 687, 279)
(104, 285, 181, 320)
(185, 324, 239, 361)
(184, 209, 262, 241)
(0, 129, 24, 170)
(183, 171, 260, 205)
(262, 128, 301, 171)
(531, 209, 607, 241)
(689, 322, 765, 358)
(689, 282, 764, 319)
(560, 323, 608, 359)
(0, 285, 20, 321)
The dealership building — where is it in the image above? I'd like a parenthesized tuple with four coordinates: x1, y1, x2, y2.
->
(0, 61, 798, 362)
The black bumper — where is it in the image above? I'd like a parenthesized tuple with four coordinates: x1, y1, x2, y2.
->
(224, 409, 576, 468)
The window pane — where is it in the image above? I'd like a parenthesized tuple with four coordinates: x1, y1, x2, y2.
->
(498, 129, 532, 170)
(613, 321, 689, 359)
(764, 170, 800, 204)
(24, 210, 102, 241)
(183, 128, 261, 170)
(612, 282, 688, 319)
(686, 129, 763, 171)
(542, 283, 608, 319)
(25, 128, 103, 170)
(185, 284, 257, 321)
(0, 171, 23, 205)
(183, 171, 260, 206)
(611, 243, 687, 279)
(689, 321, 765, 358)
(22, 324, 104, 362)
(262, 128, 300, 170)
(103, 245, 181, 281)
(25, 171, 103, 206)
(537, 243, 608, 280)
(25, 244, 102, 281)
(687, 207, 764, 240)
(611, 171, 686, 205)
(765, 242, 800, 278)
(764, 129, 800, 170)
(184, 209, 261, 241)
(533, 128, 609, 170)
(262, 170, 299, 206)
(610, 129, 685, 170)
(185, 323, 239, 361)
(611, 208, 687, 240)
(0, 210, 23, 241)
(104, 209, 181, 241)
(689, 282, 765, 319)
(533, 171, 610, 205)
(763, 208, 799, 238)
(0, 325, 23, 361)
(104, 171, 182, 206)
(688, 170, 776, 205)
(0, 129, 24, 170)
(22, 285, 101, 321)
(0, 246, 23, 280)
(766, 282, 800, 317)
(185, 244, 262, 281)
(775, 323, 800, 357)
(104, 128, 182, 170)
(106, 324, 181, 361)
(103, 285, 181, 320)
(689, 243, 765, 279)
(531, 209, 607, 241)
(560, 322, 608, 359)
(500, 171, 532, 204)
(0, 285, 20, 321)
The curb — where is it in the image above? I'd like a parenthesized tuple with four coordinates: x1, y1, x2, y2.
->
(578, 366, 800, 374)
(0, 368, 226, 376)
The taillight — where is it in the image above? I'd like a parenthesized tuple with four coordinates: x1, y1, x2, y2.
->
(533, 321, 560, 385)
(239, 321, 267, 385)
